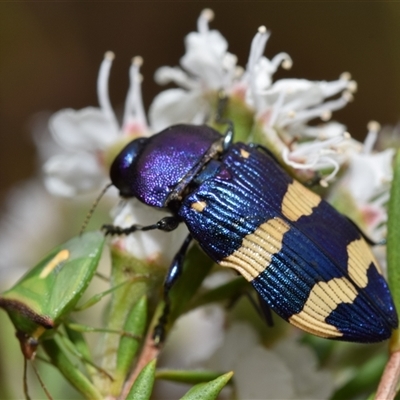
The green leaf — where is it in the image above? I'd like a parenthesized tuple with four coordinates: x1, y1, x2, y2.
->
(126, 359, 156, 400)
(388, 150, 400, 349)
(62, 325, 95, 379)
(42, 335, 103, 400)
(0, 231, 105, 358)
(180, 371, 233, 400)
(112, 296, 148, 395)
(156, 369, 229, 385)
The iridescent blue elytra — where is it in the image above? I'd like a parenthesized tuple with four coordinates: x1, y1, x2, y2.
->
(108, 124, 398, 343)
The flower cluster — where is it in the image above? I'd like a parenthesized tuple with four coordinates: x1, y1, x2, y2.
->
(42, 9, 392, 249)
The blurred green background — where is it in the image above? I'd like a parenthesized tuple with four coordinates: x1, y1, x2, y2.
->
(0, 2, 399, 203)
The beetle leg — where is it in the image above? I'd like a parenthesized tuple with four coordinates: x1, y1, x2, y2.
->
(153, 234, 193, 344)
(102, 216, 181, 236)
(227, 289, 274, 328)
(257, 294, 274, 327)
(223, 123, 234, 151)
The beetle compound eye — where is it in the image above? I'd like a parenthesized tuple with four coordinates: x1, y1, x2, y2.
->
(110, 137, 148, 197)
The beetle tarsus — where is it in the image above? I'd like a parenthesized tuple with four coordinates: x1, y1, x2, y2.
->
(102, 216, 181, 236)
(152, 235, 193, 344)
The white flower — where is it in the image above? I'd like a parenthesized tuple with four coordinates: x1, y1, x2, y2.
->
(44, 53, 148, 197)
(150, 14, 359, 186)
(335, 121, 394, 241)
(243, 27, 357, 185)
(240, 26, 292, 108)
(41, 52, 189, 263)
(149, 9, 240, 131)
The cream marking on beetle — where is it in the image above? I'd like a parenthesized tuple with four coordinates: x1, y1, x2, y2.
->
(220, 217, 290, 281)
(289, 277, 358, 338)
(347, 238, 382, 288)
(281, 181, 321, 222)
(191, 201, 207, 212)
(240, 149, 250, 159)
(40, 249, 70, 278)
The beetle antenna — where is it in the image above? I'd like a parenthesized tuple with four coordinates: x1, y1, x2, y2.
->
(80, 183, 113, 235)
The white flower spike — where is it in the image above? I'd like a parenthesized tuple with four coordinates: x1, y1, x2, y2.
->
(44, 52, 149, 197)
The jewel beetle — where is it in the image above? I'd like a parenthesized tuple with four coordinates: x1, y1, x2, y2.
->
(104, 123, 398, 343)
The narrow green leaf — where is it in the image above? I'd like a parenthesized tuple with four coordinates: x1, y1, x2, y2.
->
(180, 371, 233, 400)
(388, 150, 400, 325)
(42, 336, 103, 400)
(64, 323, 92, 363)
(126, 359, 156, 400)
(62, 326, 113, 382)
(156, 369, 228, 385)
(112, 296, 148, 395)
(74, 280, 129, 311)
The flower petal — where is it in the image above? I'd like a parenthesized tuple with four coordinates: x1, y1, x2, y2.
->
(160, 305, 225, 368)
(345, 148, 394, 203)
(274, 339, 333, 399)
(149, 88, 208, 132)
(50, 107, 119, 152)
(43, 153, 105, 197)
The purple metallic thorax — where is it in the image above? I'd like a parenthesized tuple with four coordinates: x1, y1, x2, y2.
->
(110, 125, 222, 208)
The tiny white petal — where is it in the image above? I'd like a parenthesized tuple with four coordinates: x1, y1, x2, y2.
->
(274, 340, 334, 399)
(43, 153, 104, 197)
(160, 305, 225, 368)
(207, 322, 259, 371)
(149, 88, 208, 132)
(154, 66, 197, 90)
(345, 148, 394, 203)
(181, 30, 230, 89)
(235, 346, 294, 400)
(50, 107, 119, 151)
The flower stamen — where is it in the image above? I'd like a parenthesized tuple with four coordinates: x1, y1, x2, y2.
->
(363, 121, 381, 154)
(98, 52, 117, 123)
(122, 56, 147, 132)
(198, 8, 214, 34)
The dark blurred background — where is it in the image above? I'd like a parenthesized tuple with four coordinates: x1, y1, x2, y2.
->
(1, 2, 399, 206)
